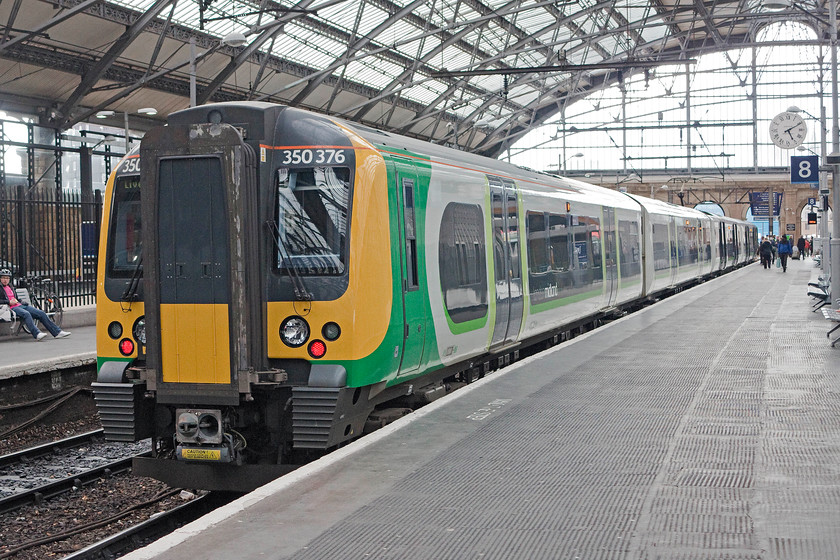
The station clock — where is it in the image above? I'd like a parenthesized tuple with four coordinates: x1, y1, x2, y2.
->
(769, 111, 807, 149)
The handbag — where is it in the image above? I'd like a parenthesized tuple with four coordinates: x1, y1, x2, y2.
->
(776, 257, 781, 268)
(0, 304, 10, 322)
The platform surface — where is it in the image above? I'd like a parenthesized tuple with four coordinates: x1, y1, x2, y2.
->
(0, 325, 95, 380)
(126, 257, 840, 560)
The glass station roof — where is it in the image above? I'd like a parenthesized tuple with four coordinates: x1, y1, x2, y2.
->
(13, 0, 828, 156)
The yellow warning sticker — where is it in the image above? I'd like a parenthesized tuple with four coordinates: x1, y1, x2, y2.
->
(181, 448, 221, 461)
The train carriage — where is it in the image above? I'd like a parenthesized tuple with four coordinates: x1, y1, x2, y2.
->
(93, 102, 755, 491)
(628, 197, 716, 295)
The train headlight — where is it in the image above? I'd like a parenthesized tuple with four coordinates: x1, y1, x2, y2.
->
(322, 322, 341, 341)
(132, 316, 146, 345)
(107, 321, 123, 339)
(280, 316, 309, 347)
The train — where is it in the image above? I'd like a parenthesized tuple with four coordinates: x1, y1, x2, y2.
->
(92, 102, 758, 492)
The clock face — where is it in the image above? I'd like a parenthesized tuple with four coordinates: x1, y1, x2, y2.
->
(769, 111, 808, 149)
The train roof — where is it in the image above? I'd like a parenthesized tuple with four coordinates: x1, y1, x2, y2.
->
(166, 103, 641, 213)
(327, 110, 641, 212)
(624, 194, 712, 220)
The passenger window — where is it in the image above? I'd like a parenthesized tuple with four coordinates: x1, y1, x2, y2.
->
(402, 179, 418, 290)
(438, 203, 487, 323)
(549, 213, 570, 271)
(527, 212, 549, 273)
(618, 219, 641, 278)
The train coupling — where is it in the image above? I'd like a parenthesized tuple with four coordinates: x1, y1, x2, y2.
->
(174, 408, 234, 463)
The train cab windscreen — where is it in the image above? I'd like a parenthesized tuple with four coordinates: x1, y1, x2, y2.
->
(274, 166, 351, 275)
(107, 174, 142, 278)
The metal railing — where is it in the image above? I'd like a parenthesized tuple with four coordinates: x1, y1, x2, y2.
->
(0, 184, 102, 307)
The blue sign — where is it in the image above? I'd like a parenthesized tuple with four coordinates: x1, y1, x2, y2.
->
(749, 192, 782, 217)
(81, 222, 97, 258)
(791, 155, 819, 184)
(574, 241, 588, 264)
(808, 197, 817, 206)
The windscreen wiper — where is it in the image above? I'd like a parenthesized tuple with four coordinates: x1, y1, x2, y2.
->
(264, 220, 312, 301)
(121, 254, 143, 305)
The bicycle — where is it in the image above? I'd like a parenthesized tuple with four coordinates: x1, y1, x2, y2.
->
(12, 275, 64, 335)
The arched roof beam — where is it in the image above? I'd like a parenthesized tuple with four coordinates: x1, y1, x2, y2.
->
(397, 2, 617, 135)
(56, 0, 177, 128)
(290, 0, 426, 107)
(142, 1, 179, 83)
(2, 0, 24, 45)
(348, 0, 522, 121)
(255, 0, 570, 101)
(693, 0, 726, 46)
(347, 0, 617, 123)
(479, 29, 779, 157)
(194, 0, 320, 106)
(0, 0, 101, 54)
(69, 45, 223, 127)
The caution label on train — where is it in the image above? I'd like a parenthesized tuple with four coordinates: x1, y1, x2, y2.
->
(181, 448, 222, 461)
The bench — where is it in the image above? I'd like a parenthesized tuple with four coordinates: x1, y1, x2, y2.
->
(808, 282, 831, 311)
(0, 288, 33, 336)
(822, 308, 840, 346)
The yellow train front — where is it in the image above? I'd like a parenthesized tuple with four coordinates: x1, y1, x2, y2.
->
(94, 103, 412, 491)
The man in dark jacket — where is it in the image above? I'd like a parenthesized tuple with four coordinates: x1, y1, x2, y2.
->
(797, 236, 807, 259)
(0, 269, 70, 340)
(759, 237, 773, 269)
(777, 236, 792, 272)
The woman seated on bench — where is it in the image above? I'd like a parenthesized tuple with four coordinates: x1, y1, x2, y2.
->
(0, 269, 70, 341)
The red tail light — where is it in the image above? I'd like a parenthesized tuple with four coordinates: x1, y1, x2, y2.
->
(119, 338, 135, 356)
(308, 340, 326, 359)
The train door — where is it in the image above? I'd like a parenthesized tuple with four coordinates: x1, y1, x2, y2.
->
(141, 124, 260, 405)
(489, 177, 523, 348)
(393, 158, 426, 374)
(670, 217, 679, 285)
(733, 225, 740, 263)
(718, 222, 727, 269)
(602, 207, 618, 308)
(158, 156, 232, 385)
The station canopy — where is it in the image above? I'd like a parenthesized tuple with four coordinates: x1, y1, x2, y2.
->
(0, 0, 811, 157)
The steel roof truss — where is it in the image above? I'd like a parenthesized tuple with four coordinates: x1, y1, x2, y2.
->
(56, 0, 177, 128)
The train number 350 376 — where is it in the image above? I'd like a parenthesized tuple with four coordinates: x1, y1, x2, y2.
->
(281, 149, 347, 165)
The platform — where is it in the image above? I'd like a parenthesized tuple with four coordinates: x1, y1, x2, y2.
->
(0, 305, 96, 380)
(125, 257, 840, 560)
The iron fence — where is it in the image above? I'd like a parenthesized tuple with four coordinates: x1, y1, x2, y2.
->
(0, 184, 103, 307)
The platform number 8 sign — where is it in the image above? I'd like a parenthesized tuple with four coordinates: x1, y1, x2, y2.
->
(790, 155, 819, 184)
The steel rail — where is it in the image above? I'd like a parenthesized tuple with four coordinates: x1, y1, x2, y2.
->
(61, 492, 237, 560)
(0, 428, 104, 469)
(0, 453, 143, 515)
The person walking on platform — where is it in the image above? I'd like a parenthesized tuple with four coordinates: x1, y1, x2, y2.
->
(759, 237, 773, 269)
(777, 235, 792, 272)
(0, 269, 70, 341)
(797, 236, 807, 260)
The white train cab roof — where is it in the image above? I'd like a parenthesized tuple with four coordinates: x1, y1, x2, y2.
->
(511, 173, 643, 212)
(622, 193, 713, 222)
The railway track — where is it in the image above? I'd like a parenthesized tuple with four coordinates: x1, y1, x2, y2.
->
(0, 455, 137, 515)
(61, 492, 237, 560)
(0, 430, 148, 500)
(0, 429, 104, 470)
